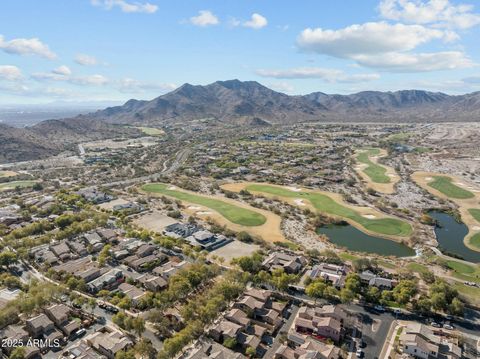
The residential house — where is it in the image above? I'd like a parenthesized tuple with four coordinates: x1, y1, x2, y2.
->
(117, 283, 147, 305)
(309, 263, 349, 288)
(359, 270, 396, 289)
(262, 252, 307, 274)
(85, 329, 133, 359)
(87, 268, 123, 293)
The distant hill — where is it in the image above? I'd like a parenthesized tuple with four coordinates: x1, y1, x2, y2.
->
(0, 119, 138, 163)
(86, 80, 480, 124)
(85, 80, 327, 125)
(1, 80, 480, 163)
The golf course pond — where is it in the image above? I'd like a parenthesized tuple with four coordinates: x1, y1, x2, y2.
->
(429, 211, 480, 263)
(316, 223, 415, 257)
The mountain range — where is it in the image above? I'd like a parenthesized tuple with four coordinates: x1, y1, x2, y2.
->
(1, 79, 480, 163)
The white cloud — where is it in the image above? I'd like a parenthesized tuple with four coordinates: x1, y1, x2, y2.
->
(379, 0, 480, 29)
(72, 74, 109, 86)
(75, 54, 99, 66)
(243, 13, 268, 29)
(0, 65, 23, 81)
(91, 0, 158, 14)
(32, 68, 108, 86)
(231, 13, 268, 29)
(52, 65, 72, 76)
(256, 67, 380, 83)
(189, 10, 219, 27)
(0, 35, 56, 59)
(297, 22, 447, 57)
(353, 51, 474, 72)
(296, 21, 473, 72)
(117, 78, 177, 93)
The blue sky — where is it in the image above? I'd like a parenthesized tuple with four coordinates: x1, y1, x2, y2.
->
(1, 0, 480, 104)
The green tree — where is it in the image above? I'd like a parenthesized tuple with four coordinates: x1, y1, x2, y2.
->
(305, 280, 327, 303)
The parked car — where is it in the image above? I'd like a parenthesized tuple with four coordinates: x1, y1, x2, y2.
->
(443, 323, 454, 330)
(430, 321, 441, 328)
(374, 305, 385, 312)
(356, 349, 364, 358)
(72, 328, 86, 339)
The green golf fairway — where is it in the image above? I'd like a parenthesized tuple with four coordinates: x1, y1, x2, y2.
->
(0, 180, 37, 191)
(142, 183, 266, 226)
(356, 148, 390, 184)
(427, 176, 474, 199)
(246, 184, 412, 237)
(468, 209, 480, 223)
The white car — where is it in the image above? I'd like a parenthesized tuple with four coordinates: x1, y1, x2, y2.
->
(374, 305, 385, 312)
(443, 323, 454, 330)
(356, 349, 363, 358)
(430, 321, 441, 328)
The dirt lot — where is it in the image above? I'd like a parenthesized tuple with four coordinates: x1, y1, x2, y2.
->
(133, 211, 179, 233)
(209, 240, 261, 264)
(98, 198, 131, 210)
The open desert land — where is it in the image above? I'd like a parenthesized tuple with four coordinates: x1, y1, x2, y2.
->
(221, 182, 413, 242)
(354, 148, 400, 194)
(141, 183, 286, 243)
(0, 170, 18, 177)
(81, 136, 159, 150)
(412, 171, 480, 251)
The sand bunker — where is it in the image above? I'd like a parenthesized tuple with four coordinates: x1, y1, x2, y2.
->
(294, 199, 306, 206)
(196, 211, 213, 215)
(363, 214, 377, 219)
(168, 186, 177, 190)
(287, 186, 302, 192)
(188, 206, 202, 210)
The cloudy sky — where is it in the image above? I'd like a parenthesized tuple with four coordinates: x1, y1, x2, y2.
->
(1, 0, 480, 104)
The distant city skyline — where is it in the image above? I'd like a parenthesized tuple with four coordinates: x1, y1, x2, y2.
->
(1, 0, 480, 104)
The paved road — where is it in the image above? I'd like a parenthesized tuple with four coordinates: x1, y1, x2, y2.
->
(341, 304, 394, 359)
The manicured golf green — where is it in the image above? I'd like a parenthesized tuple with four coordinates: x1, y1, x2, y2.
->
(356, 148, 390, 184)
(427, 176, 474, 199)
(142, 183, 266, 226)
(470, 233, 480, 251)
(245, 184, 412, 237)
(468, 209, 480, 223)
(0, 180, 37, 191)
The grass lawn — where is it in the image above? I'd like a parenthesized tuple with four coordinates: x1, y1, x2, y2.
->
(246, 184, 412, 237)
(407, 262, 430, 275)
(0, 180, 37, 191)
(447, 260, 480, 284)
(387, 132, 412, 142)
(468, 208, 480, 223)
(142, 183, 266, 226)
(379, 260, 396, 269)
(427, 176, 474, 199)
(356, 148, 391, 184)
(338, 253, 359, 261)
(453, 282, 480, 305)
(0, 170, 17, 178)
